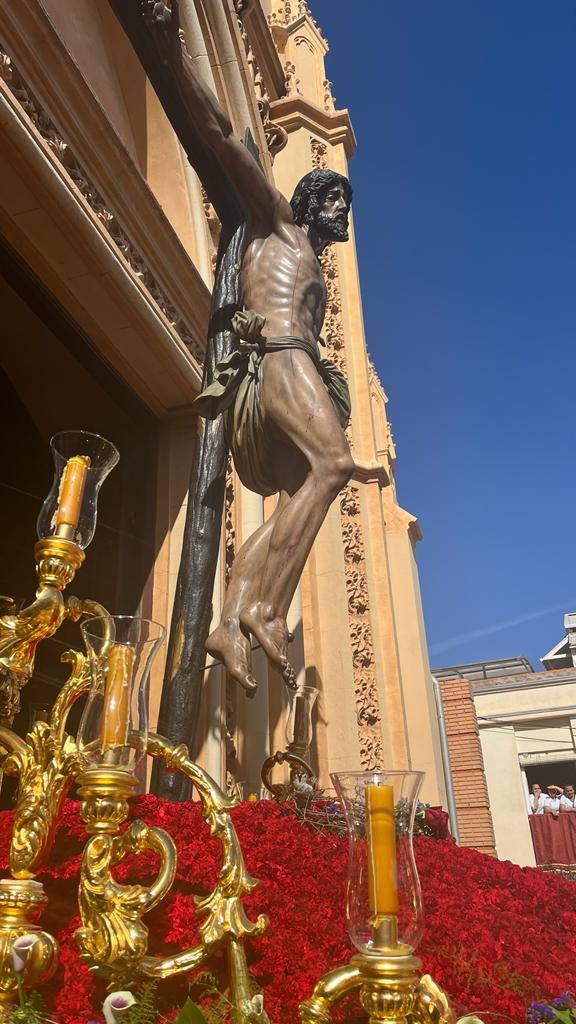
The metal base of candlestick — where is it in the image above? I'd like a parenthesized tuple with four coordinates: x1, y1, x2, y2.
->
(299, 949, 459, 1024)
(261, 750, 318, 804)
(0, 879, 58, 1007)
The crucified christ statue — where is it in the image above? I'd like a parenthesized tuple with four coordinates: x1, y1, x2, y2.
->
(149, 1, 354, 697)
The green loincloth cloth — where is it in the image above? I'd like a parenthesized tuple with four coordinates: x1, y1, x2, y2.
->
(193, 316, 351, 497)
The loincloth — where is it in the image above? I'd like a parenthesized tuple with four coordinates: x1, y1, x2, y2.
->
(193, 325, 351, 497)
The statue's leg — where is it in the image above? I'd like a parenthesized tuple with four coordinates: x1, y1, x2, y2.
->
(206, 504, 282, 694)
(240, 350, 353, 671)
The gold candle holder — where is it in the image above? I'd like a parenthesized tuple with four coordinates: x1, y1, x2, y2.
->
(300, 938, 455, 1023)
(0, 430, 119, 726)
(299, 772, 457, 1023)
(0, 879, 58, 1008)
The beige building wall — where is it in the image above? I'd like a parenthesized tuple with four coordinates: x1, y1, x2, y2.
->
(0, 0, 447, 806)
(479, 723, 535, 866)
(473, 670, 576, 866)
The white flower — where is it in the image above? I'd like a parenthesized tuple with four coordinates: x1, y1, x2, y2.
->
(102, 991, 136, 1024)
(11, 933, 39, 974)
(241, 994, 269, 1022)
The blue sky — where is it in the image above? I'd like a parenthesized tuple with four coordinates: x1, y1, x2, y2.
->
(313, 1, 576, 669)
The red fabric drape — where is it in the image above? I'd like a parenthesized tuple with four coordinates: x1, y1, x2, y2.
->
(529, 814, 576, 867)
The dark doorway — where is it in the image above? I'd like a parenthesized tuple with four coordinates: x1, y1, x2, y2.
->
(0, 235, 159, 761)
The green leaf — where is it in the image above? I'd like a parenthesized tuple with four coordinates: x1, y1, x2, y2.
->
(175, 998, 210, 1024)
(551, 1012, 576, 1024)
(457, 1017, 487, 1024)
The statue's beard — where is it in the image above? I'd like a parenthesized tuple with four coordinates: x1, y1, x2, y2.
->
(314, 210, 349, 242)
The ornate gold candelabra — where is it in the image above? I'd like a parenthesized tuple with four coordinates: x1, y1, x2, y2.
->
(0, 430, 119, 1006)
(299, 772, 459, 1024)
(0, 434, 269, 1021)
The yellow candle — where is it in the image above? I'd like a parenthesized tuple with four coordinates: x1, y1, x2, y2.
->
(101, 644, 134, 750)
(55, 455, 91, 531)
(366, 784, 398, 916)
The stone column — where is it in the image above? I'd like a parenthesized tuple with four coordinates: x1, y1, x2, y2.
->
(148, 415, 196, 733)
(234, 481, 270, 797)
(302, 502, 362, 787)
(382, 499, 447, 806)
(199, 0, 255, 134)
(178, 0, 217, 287)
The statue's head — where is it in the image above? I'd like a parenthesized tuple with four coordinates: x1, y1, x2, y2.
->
(290, 169, 352, 242)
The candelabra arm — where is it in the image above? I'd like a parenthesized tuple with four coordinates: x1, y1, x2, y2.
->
(76, 818, 177, 972)
(412, 974, 458, 1023)
(4, 718, 82, 879)
(228, 935, 270, 1023)
(299, 964, 362, 1023)
(137, 731, 268, 1024)
(0, 587, 65, 725)
(136, 823, 177, 909)
(0, 536, 85, 725)
(49, 602, 112, 741)
(0, 644, 96, 879)
(65, 597, 113, 631)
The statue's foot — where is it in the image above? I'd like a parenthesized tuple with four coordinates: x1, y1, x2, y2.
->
(240, 604, 298, 691)
(206, 619, 257, 697)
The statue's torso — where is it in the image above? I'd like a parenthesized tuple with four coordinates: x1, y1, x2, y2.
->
(241, 225, 325, 345)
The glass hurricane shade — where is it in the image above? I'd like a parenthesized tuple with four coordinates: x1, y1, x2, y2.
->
(331, 770, 424, 955)
(77, 616, 165, 775)
(36, 431, 119, 549)
(285, 685, 318, 755)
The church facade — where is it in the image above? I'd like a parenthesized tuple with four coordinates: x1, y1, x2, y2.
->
(0, 0, 446, 806)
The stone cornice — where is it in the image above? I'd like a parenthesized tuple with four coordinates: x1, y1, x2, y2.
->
(0, 0, 210, 363)
(269, 94, 356, 156)
(383, 503, 423, 544)
(352, 459, 390, 487)
(0, 71, 201, 416)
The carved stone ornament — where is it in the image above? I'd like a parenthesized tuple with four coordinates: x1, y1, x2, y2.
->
(234, 4, 288, 160)
(340, 486, 384, 770)
(323, 78, 335, 113)
(284, 60, 301, 96)
(268, 0, 324, 37)
(0, 45, 203, 362)
(310, 139, 384, 770)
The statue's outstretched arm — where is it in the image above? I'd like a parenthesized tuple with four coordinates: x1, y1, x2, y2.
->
(149, 0, 291, 229)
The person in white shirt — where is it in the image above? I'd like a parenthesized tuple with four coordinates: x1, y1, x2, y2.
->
(560, 783, 576, 812)
(544, 784, 563, 815)
(530, 782, 547, 814)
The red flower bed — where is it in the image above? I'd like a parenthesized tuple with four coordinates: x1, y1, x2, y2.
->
(1, 796, 575, 1023)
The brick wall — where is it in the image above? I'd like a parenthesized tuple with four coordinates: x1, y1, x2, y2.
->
(439, 678, 497, 855)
